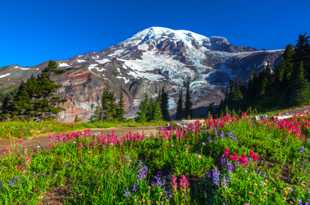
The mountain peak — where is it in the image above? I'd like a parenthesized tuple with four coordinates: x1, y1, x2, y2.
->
(126, 26, 211, 47)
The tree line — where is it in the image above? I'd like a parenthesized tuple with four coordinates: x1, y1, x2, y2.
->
(218, 34, 310, 114)
(0, 61, 63, 120)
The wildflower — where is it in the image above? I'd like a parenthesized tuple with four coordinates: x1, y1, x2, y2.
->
(208, 168, 220, 186)
(226, 131, 237, 141)
(152, 172, 165, 187)
(171, 175, 178, 190)
(229, 152, 239, 161)
(179, 175, 190, 189)
(239, 154, 249, 166)
(220, 131, 225, 139)
(300, 146, 305, 154)
(131, 183, 138, 192)
(221, 175, 230, 187)
(226, 161, 234, 173)
(165, 188, 173, 198)
(249, 149, 259, 161)
(123, 188, 131, 198)
(214, 128, 218, 137)
(175, 128, 185, 139)
(224, 148, 230, 157)
(8, 176, 19, 187)
(220, 155, 227, 167)
(137, 163, 148, 180)
(207, 136, 212, 143)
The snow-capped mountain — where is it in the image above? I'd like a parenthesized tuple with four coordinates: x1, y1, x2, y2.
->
(0, 27, 283, 122)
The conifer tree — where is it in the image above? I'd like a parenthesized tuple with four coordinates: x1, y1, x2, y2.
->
(151, 98, 162, 121)
(160, 87, 170, 120)
(100, 88, 117, 120)
(289, 61, 310, 106)
(176, 89, 183, 120)
(116, 90, 125, 121)
(136, 95, 149, 122)
(184, 80, 192, 119)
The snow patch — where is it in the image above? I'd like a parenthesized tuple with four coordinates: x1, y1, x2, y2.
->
(0, 73, 11, 79)
(96, 59, 110, 64)
(76, 59, 86, 63)
(116, 76, 130, 84)
(58, 62, 70, 68)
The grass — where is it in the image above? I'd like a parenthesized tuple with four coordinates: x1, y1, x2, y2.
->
(0, 120, 165, 139)
(0, 117, 308, 204)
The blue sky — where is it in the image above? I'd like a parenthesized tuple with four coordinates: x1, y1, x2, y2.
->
(0, 0, 309, 67)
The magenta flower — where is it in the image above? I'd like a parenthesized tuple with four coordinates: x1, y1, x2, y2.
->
(179, 175, 190, 189)
(171, 175, 178, 190)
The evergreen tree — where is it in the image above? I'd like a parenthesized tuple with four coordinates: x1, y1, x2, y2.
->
(160, 87, 170, 120)
(176, 89, 183, 120)
(0, 63, 62, 120)
(116, 90, 125, 121)
(184, 80, 192, 119)
(289, 62, 310, 106)
(100, 88, 117, 120)
(136, 95, 149, 122)
(0, 93, 14, 120)
(294, 34, 310, 80)
(44, 61, 60, 73)
(149, 98, 162, 121)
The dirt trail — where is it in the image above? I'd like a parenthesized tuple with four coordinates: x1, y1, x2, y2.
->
(0, 126, 161, 156)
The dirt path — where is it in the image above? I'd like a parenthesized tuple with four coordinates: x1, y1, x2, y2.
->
(0, 126, 161, 156)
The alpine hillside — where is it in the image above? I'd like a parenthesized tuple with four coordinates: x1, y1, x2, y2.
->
(0, 27, 283, 122)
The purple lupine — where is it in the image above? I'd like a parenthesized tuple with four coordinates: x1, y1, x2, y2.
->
(207, 136, 212, 143)
(227, 131, 237, 141)
(137, 164, 148, 180)
(221, 175, 229, 187)
(220, 131, 225, 139)
(131, 183, 138, 192)
(220, 155, 227, 167)
(300, 146, 305, 154)
(214, 128, 218, 138)
(298, 199, 303, 205)
(152, 172, 166, 187)
(208, 168, 220, 186)
(226, 161, 234, 173)
(165, 188, 173, 199)
(123, 188, 131, 198)
(8, 176, 19, 187)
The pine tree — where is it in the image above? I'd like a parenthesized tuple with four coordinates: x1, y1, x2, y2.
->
(100, 88, 117, 120)
(176, 89, 183, 120)
(151, 98, 162, 121)
(136, 95, 149, 122)
(116, 90, 125, 121)
(289, 62, 310, 106)
(295, 34, 310, 80)
(184, 80, 192, 119)
(160, 87, 170, 120)
(0, 93, 14, 120)
(44, 61, 59, 73)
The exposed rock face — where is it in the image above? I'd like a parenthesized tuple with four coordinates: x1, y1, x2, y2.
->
(0, 27, 283, 122)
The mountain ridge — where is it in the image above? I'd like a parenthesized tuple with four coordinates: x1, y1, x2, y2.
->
(0, 27, 283, 122)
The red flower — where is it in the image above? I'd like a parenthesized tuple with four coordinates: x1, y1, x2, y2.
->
(171, 175, 178, 190)
(239, 154, 248, 166)
(249, 149, 259, 161)
(224, 148, 230, 157)
(179, 175, 190, 189)
(229, 152, 239, 161)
